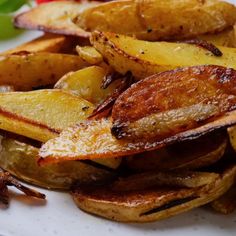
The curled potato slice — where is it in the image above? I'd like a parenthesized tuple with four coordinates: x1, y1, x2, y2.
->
(0, 52, 88, 91)
(54, 66, 119, 105)
(72, 165, 236, 222)
(14, 1, 97, 37)
(77, 0, 236, 41)
(91, 31, 236, 78)
(126, 132, 227, 172)
(0, 138, 113, 190)
(111, 65, 236, 141)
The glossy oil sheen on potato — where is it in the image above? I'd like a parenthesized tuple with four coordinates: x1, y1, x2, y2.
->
(91, 31, 236, 78)
(112, 65, 236, 140)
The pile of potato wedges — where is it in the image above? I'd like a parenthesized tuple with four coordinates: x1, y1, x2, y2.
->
(0, 0, 236, 222)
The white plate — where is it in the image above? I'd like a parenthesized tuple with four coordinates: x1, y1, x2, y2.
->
(0, 1, 236, 236)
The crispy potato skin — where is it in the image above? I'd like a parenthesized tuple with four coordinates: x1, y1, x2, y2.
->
(0, 52, 88, 91)
(72, 165, 236, 222)
(91, 31, 236, 78)
(14, 1, 97, 37)
(78, 0, 236, 41)
(112, 65, 236, 140)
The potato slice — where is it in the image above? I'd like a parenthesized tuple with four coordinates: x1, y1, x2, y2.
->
(77, 0, 236, 41)
(91, 31, 236, 78)
(0, 137, 113, 190)
(72, 165, 236, 222)
(54, 66, 119, 105)
(14, 1, 97, 37)
(39, 107, 236, 164)
(0, 52, 88, 91)
(2, 33, 75, 55)
(111, 65, 236, 141)
(76, 46, 103, 65)
(0, 90, 93, 142)
(211, 184, 236, 214)
(126, 132, 227, 172)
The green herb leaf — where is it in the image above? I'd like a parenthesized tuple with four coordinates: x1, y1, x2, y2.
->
(0, 14, 24, 39)
(0, 0, 28, 14)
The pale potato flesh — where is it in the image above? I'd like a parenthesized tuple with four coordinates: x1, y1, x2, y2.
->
(0, 90, 94, 142)
(91, 32, 236, 78)
(0, 52, 88, 90)
(0, 138, 113, 190)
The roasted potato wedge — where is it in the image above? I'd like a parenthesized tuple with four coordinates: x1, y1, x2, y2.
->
(199, 27, 236, 48)
(126, 132, 227, 172)
(54, 66, 119, 105)
(91, 31, 236, 78)
(76, 46, 103, 65)
(0, 52, 88, 91)
(211, 184, 236, 214)
(72, 165, 236, 222)
(39, 107, 236, 164)
(14, 1, 97, 37)
(111, 65, 236, 141)
(77, 0, 236, 41)
(0, 137, 113, 190)
(3, 33, 75, 55)
(228, 126, 236, 152)
(0, 90, 93, 142)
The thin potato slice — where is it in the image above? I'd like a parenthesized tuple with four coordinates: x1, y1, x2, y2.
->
(91, 31, 236, 78)
(2, 33, 74, 55)
(0, 52, 88, 91)
(39, 109, 236, 164)
(72, 165, 236, 222)
(126, 132, 227, 172)
(54, 66, 119, 105)
(0, 90, 93, 142)
(77, 0, 236, 41)
(0, 138, 113, 190)
(14, 1, 97, 37)
(111, 65, 236, 141)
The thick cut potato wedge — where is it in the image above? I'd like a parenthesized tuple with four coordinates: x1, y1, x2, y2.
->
(0, 90, 93, 142)
(112, 66, 236, 141)
(126, 132, 227, 172)
(72, 165, 236, 222)
(3, 33, 75, 55)
(0, 138, 113, 190)
(39, 108, 236, 164)
(199, 28, 236, 48)
(54, 66, 119, 105)
(77, 0, 236, 41)
(0, 52, 88, 91)
(14, 1, 97, 37)
(91, 32, 236, 78)
(76, 46, 103, 65)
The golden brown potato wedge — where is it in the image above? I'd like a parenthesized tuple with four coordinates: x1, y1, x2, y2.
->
(91, 31, 236, 78)
(126, 132, 227, 172)
(211, 184, 236, 214)
(76, 46, 103, 65)
(0, 90, 93, 142)
(39, 107, 236, 164)
(77, 0, 236, 41)
(199, 28, 236, 48)
(0, 138, 113, 190)
(72, 165, 236, 222)
(3, 33, 75, 55)
(111, 65, 236, 141)
(0, 52, 88, 91)
(54, 66, 119, 105)
(14, 1, 97, 37)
